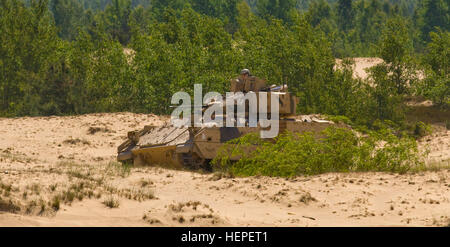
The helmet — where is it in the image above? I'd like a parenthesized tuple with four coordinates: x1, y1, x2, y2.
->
(240, 69, 250, 76)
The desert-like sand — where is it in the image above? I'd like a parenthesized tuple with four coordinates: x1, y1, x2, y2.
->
(0, 111, 448, 227)
(0, 58, 449, 227)
(335, 57, 384, 80)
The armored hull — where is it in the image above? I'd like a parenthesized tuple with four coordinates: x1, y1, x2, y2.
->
(117, 76, 337, 169)
(117, 115, 335, 169)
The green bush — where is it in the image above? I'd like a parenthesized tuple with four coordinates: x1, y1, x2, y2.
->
(212, 127, 424, 177)
(417, 30, 449, 108)
(413, 121, 432, 138)
(324, 115, 353, 125)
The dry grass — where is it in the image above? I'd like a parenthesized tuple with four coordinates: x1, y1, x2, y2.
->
(87, 126, 114, 135)
(63, 138, 90, 146)
(411, 159, 450, 172)
(103, 196, 120, 208)
(0, 198, 21, 213)
(299, 192, 317, 204)
(0, 150, 37, 163)
(0, 159, 158, 218)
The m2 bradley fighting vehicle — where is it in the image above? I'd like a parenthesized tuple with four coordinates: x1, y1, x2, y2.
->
(117, 70, 335, 169)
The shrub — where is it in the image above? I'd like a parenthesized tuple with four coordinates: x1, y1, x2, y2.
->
(324, 115, 353, 125)
(103, 196, 120, 208)
(0, 198, 21, 213)
(50, 196, 60, 211)
(413, 121, 432, 138)
(212, 126, 424, 177)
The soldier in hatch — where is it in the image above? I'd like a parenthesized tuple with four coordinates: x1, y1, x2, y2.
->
(230, 68, 268, 93)
(230, 69, 250, 92)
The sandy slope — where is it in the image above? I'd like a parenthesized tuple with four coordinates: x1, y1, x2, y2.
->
(0, 56, 448, 227)
(335, 57, 383, 80)
(0, 112, 448, 227)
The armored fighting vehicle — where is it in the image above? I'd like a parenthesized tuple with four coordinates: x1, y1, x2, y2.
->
(117, 72, 335, 169)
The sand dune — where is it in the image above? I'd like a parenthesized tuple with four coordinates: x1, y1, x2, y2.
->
(0, 112, 448, 227)
(335, 57, 384, 80)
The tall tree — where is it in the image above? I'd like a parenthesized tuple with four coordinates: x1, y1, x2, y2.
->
(0, 0, 62, 116)
(419, 29, 450, 107)
(368, 17, 417, 121)
(420, 0, 449, 42)
(337, 0, 355, 31)
(102, 0, 133, 45)
(50, 0, 85, 40)
(256, 0, 297, 22)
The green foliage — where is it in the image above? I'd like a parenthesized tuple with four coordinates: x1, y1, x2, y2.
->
(0, 0, 447, 126)
(50, 0, 85, 40)
(321, 59, 377, 125)
(423, 30, 450, 76)
(41, 0, 450, 56)
(357, 17, 419, 124)
(0, 0, 62, 116)
(337, 0, 355, 32)
(129, 5, 238, 113)
(235, 10, 336, 114)
(256, 0, 297, 23)
(376, 17, 417, 95)
(416, 29, 450, 108)
(324, 115, 353, 125)
(418, 0, 449, 42)
(212, 127, 424, 177)
(413, 121, 432, 138)
(101, 0, 133, 45)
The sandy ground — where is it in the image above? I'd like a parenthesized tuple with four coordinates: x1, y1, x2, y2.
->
(0, 56, 448, 227)
(0, 111, 448, 227)
(335, 57, 383, 80)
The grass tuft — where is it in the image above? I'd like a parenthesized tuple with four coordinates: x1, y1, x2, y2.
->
(103, 196, 120, 208)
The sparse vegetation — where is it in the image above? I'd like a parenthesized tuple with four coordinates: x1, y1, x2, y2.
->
(25, 200, 37, 214)
(49, 184, 58, 192)
(103, 196, 120, 208)
(0, 198, 21, 213)
(30, 183, 41, 195)
(173, 215, 185, 223)
(138, 178, 153, 188)
(60, 190, 76, 203)
(414, 159, 450, 172)
(106, 161, 132, 178)
(50, 196, 60, 211)
(414, 121, 433, 138)
(63, 138, 90, 146)
(143, 213, 162, 225)
(0, 151, 37, 164)
(87, 126, 113, 135)
(299, 193, 317, 204)
(12, 163, 157, 211)
(118, 188, 155, 201)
